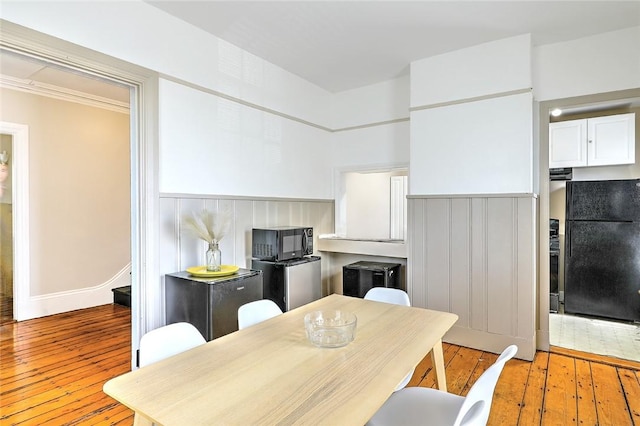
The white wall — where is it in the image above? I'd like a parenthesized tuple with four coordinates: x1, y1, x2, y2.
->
(1, 1, 332, 128)
(534, 26, 640, 102)
(158, 79, 331, 198)
(330, 76, 410, 129)
(411, 34, 532, 107)
(410, 93, 533, 195)
(344, 171, 391, 240)
(2, 1, 335, 201)
(330, 121, 410, 170)
(1, 3, 411, 331)
(409, 34, 534, 196)
(407, 35, 536, 359)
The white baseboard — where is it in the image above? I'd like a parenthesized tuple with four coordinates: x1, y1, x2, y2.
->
(444, 325, 536, 361)
(16, 263, 131, 320)
(537, 329, 550, 352)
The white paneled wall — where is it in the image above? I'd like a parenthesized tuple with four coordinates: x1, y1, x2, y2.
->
(408, 194, 537, 360)
(159, 194, 334, 321)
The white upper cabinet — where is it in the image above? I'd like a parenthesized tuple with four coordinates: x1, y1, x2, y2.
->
(549, 113, 635, 168)
(587, 113, 636, 166)
(549, 119, 587, 168)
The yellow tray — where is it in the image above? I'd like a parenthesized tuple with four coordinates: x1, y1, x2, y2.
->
(186, 265, 239, 278)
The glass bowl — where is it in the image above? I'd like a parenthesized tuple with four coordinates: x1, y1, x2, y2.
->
(304, 310, 357, 348)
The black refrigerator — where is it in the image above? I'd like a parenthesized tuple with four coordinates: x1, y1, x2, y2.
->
(564, 179, 640, 322)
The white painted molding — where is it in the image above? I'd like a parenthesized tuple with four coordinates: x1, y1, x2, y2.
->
(410, 88, 533, 112)
(161, 73, 411, 133)
(19, 263, 132, 320)
(0, 75, 129, 114)
(0, 121, 29, 321)
(1, 21, 159, 369)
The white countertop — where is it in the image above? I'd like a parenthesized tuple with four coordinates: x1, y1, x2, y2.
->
(317, 236, 407, 258)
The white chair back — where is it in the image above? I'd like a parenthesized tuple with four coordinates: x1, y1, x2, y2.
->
(139, 322, 206, 367)
(364, 287, 412, 390)
(364, 287, 410, 306)
(238, 299, 283, 329)
(454, 344, 518, 426)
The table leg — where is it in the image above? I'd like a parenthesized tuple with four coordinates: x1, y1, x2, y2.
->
(430, 339, 447, 392)
(133, 413, 155, 426)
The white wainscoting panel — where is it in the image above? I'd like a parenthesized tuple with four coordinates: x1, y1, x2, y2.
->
(408, 194, 537, 360)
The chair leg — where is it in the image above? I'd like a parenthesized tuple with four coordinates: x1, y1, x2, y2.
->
(430, 339, 448, 392)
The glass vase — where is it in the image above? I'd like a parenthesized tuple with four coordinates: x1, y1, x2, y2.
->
(206, 241, 222, 272)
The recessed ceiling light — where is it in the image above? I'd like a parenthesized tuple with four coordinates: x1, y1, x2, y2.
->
(551, 108, 562, 117)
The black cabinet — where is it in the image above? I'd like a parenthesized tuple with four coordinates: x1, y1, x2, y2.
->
(343, 261, 401, 298)
(165, 269, 263, 341)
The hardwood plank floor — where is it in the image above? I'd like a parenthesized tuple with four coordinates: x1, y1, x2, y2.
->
(0, 304, 133, 425)
(1, 304, 639, 425)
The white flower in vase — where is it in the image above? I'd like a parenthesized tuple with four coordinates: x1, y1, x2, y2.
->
(183, 209, 231, 271)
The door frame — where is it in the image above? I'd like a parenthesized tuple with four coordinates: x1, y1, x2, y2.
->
(537, 87, 640, 351)
(1, 21, 160, 367)
(0, 122, 29, 320)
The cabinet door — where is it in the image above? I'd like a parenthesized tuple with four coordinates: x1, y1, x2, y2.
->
(587, 113, 636, 166)
(549, 119, 587, 168)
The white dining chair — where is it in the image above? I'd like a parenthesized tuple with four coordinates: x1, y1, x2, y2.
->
(366, 344, 518, 426)
(237, 299, 283, 329)
(364, 287, 411, 306)
(138, 322, 206, 367)
(364, 287, 413, 391)
(135, 322, 206, 426)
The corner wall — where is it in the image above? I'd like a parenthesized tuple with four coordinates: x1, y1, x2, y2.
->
(408, 35, 537, 359)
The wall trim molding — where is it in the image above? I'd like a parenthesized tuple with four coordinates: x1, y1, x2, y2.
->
(19, 263, 132, 320)
(0, 121, 29, 321)
(332, 117, 410, 132)
(410, 88, 533, 112)
(408, 192, 538, 199)
(160, 73, 409, 133)
(0, 75, 129, 114)
(160, 192, 333, 203)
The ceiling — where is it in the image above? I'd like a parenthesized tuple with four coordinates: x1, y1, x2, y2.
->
(1, 1, 638, 107)
(146, 1, 640, 93)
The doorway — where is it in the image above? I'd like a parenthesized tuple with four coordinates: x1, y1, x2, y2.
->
(0, 49, 132, 321)
(541, 92, 640, 362)
(0, 133, 12, 323)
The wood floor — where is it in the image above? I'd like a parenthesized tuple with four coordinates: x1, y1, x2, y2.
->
(0, 295, 12, 325)
(1, 304, 639, 425)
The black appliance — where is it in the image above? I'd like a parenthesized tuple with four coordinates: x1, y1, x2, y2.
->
(550, 167, 573, 181)
(564, 179, 640, 322)
(549, 218, 560, 313)
(252, 256, 321, 312)
(165, 269, 263, 341)
(252, 226, 313, 261)
(343, 261, 401, 298)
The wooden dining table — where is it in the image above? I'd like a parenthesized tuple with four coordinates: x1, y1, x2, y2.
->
(103, 294, 458, 425)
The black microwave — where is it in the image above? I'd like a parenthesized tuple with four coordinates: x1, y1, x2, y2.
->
(252, 227, 313, 261)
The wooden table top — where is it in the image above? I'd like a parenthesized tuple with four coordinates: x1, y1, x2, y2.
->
(103, 294, 458, 425)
